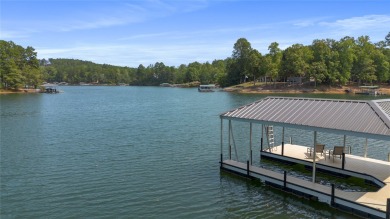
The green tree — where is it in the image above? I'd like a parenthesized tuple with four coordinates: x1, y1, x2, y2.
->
(230, 38, 253, 84)
(352, 36, 377, 84)
(308, 62, 327, 87)
(372, 49, 389, 82)
(185, 62, 201, 82)
(334, 37, 356, 85)
(385, 32, 390, 47)
(248, 49, 262, 85)
(212, 59, 228, 87)
(0, 40, 42, 89)
(268, 42, 282, 86)
(280, 44, 313, 80)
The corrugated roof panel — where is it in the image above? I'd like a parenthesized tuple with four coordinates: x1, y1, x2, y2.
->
(283, 99, 314, 123)
(306, 101, 333, 125)
(289, 100, 316, 125)
(338, 102, 367, 131)
(284, 99, 310, 124)
(378, 101, 390, 117)
(315, 100, 340, 127)
(325, 101, 354, 129)
(267, 99, 295, 122)
(340, 104, 375, 133)
(261, 98, 286, 120)
(220, 97, 390, 138)
(358, 107, 377, 132)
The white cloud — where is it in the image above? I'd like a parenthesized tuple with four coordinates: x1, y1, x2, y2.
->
(0, 30, 30, 39)
(36, 41, 231, 67)
(3, 0, 211, 35)
(320, 14, 390, 31)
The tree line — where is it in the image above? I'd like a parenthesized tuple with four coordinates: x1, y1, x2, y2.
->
(1, 33, 389, 89)
(226, 33, 390, 87)
(0, 40, 41, 89)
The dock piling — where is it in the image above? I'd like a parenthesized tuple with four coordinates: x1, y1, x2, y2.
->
(331, 184, 335, 206)
(386, 198, 390, 219)
(250, 150, 253, 165)
(260, 138, 263, 151)
(342, 153, 345, 170)
(283, 171, 287, 189)
(246, 160, 250, 176)
(282, 127, 285, 155)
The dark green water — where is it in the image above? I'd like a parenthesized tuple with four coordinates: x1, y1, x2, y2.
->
(1, 86, 388, 218)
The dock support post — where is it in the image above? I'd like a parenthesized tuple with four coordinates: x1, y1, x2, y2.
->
(250, 123, 252, 165)
(247, 160, 250, 176)
(283, 171, 287, 189)
(260, 138, 263, 151)
(364, 138, 368, 158)
(342, 153, 345, 170)
(260, 124, 264, 151)
(388, 153, 390, 162)
(386, 198, 390, 219)
(312, 131, 317, 183)
(282, 127, 285, 156)
(220, 119, 223, 167)
(290, 137, 292, 144)
(229, 120, 231, 160)
(343, 135, 346, 148)
(331, 184, 335, 206)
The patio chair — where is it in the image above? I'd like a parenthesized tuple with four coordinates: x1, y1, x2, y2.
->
(329, 146, 344, 162)
(307, 144, 325, 157)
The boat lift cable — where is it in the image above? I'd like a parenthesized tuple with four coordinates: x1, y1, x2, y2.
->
(229, 122, 239, 161)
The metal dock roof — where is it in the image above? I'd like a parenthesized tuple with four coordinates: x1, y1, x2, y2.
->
(220, 97, 390, 140)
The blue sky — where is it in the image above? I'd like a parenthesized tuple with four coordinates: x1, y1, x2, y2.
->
(1, 0, 389, 67)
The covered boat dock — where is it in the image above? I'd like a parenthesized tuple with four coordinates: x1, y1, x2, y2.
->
(219, 97, 390, 218)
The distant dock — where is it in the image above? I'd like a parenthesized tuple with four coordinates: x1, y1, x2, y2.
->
(41, 83, 61, 93)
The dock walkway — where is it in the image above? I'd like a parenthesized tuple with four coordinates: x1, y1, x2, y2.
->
(221, 144, 390, 218)
(267, 144, 390, 212)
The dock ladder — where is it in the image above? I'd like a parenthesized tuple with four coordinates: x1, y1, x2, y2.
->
(264, 125, 275, 151)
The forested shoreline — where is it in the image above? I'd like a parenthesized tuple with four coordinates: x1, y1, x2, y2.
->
(1, 32, 389, 90)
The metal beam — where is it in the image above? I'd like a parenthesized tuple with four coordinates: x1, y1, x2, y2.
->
(220, 118, 223, 164)
(219, 116, 390, 141)
(228, 120, 231, 160)
(364, 138, 368, 158)
(312, 131, 317, 183)
(282, 127, 285, 155)
(229, 121, 238, 161)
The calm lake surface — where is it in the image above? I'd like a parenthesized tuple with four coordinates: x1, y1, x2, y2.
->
(1, 86, 389, 218)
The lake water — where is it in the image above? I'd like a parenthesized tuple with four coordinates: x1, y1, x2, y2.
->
(1, 86, 389, 218)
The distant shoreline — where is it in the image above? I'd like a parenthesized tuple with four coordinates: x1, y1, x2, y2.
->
(0, 88, 41, 94)
(223, 83, 390, 96)
(2, 84, 390, 96)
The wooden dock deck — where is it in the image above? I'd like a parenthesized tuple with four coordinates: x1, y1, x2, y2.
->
(221, 144, 390, 218)
(265, 144, 390, 212)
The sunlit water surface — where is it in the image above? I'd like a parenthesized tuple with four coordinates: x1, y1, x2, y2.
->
(1, 86, 389, 218)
